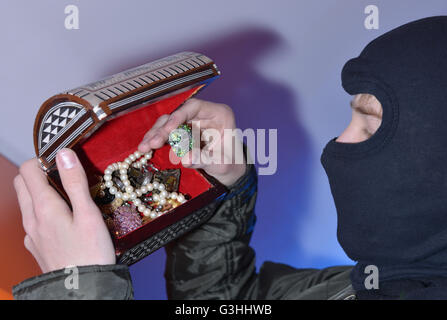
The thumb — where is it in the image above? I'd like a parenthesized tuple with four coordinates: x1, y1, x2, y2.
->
(56, 148, 95, 214)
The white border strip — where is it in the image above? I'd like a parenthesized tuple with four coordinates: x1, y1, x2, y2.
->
(109, 69, 213, 110)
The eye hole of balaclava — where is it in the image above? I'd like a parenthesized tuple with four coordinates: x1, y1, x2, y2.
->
(336, 93, 383, 144)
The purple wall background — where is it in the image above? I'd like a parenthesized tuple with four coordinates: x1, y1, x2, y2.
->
(1, 1, 446, 299)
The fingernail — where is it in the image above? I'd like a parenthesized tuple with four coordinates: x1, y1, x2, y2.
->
(57, 149, 77, 169)
(167, 115, 176, 126)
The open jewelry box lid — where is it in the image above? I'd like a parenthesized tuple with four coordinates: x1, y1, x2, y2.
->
(33, 52, 228, 265)
(34, 52, 220, 171)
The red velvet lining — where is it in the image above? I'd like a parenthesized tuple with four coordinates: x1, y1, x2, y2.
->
(75, 87, 211, 199)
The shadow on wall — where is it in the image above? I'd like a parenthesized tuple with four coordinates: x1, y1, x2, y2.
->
(105, 27, 313, 299)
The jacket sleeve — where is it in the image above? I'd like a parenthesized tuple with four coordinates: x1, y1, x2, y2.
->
(12, 264, 133, 300)
(164, 163, 259, 299)
(164, 164, 354, 300)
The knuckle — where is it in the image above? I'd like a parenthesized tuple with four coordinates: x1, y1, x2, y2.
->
(18, 162, 29, 177)
(187, 97, 201, 105)
(23, 218, 37, 236)
(23, 236, 30, 249)
(184, 98, 203, 111)
(65, 176, 82, 189)
(64, 175, 86, 194)
(33, 191, 57, 215)
(24, 235, 34, 252)
(143, 129, 155, 141)
(153, 127, 163, 136)
(32, 198, 46, 214)
(37, 190, 54, 206)
(13, 175, 21, 188)
(155, 114, 170, 128)
(220, 103, 234, 115)
(167, 111, 178, 122)
(159, 114, 170, 122)
(19, 159, 38, 175)
(159, 126, 172, 137)
(167, 112, 182, 126)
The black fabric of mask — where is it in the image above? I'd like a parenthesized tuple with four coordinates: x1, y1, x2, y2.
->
(321, 16, 447, 293)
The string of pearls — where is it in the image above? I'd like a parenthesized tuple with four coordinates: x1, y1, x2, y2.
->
(103, 150, 186, 219)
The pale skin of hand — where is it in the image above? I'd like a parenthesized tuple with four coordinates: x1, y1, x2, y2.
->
(14, 149, 116, 273)
(14, 99, 247, 273)
(138, 98, 247, 187)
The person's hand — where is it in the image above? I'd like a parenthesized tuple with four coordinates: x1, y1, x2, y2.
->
(138, 98, 247, 187)
(13, 149, 116, 274)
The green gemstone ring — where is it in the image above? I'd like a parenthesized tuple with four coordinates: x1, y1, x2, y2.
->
(168, 124, 193, 157)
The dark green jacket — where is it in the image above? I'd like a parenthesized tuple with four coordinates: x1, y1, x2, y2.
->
(12, 164, 353, 300)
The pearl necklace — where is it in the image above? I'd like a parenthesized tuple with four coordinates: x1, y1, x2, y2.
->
(103, 150, 186, 220)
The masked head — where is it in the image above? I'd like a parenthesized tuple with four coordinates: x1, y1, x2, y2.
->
(321, 16, 447, 269)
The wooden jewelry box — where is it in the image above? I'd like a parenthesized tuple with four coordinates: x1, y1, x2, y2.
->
(33, 52, 227, 265)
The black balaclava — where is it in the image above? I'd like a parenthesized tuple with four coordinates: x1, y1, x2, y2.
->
(321, 16, 447, 292)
